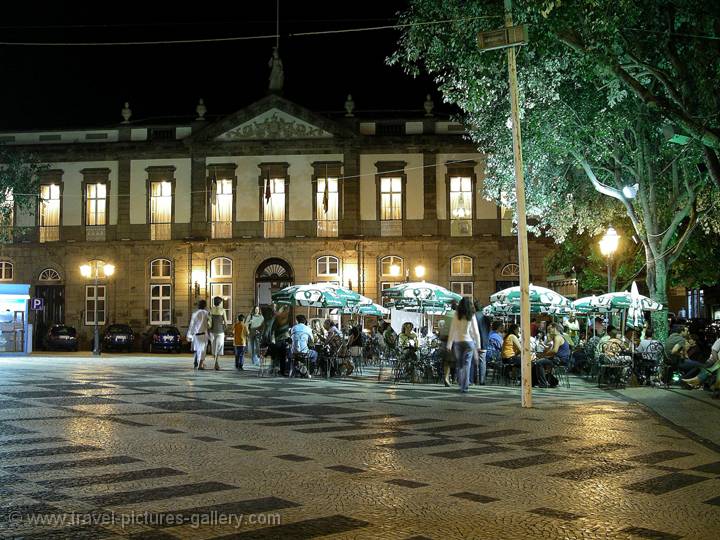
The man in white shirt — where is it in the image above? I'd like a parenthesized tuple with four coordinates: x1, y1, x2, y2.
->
(291, 315, 318, 373)
(187, 299, 210, 370)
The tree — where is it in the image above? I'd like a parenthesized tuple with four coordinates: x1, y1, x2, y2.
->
(0, 146, 47, 241)
(390, 0, 720, 338)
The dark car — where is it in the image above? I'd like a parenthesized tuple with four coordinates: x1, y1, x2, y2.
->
(143, 325, 182, 353)
(44, 324, 78, 351)
(102, 324, 135, 352)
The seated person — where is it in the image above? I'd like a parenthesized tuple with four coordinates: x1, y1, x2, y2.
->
(347, 324, 364, 368)
(382, 322, 398, 350)
(597, 326, 625, 358)
(488, 321, 505, 362)
(543, 322, 572, 368)
(531, 330, 546, 354)
(680, 334, 707, 378)
(501, 324, 522, 367)
(290, 314, 318, 373)
(664, 324, 689, 374)
(325, 319, 352, 375)
(398, 322, 418, 350)
(637, 329, 660, 354)
(682, 337, 720, 390)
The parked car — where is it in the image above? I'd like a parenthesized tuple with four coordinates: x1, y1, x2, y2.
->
(143, 325, 182, 353)
(44, 324, 78, 351)
(102, 324, 135, 352)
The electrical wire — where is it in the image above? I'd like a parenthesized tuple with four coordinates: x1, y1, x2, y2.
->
(0, 15, 500, 46)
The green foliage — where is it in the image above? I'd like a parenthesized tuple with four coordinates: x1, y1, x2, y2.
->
(0, 146, 47, 238)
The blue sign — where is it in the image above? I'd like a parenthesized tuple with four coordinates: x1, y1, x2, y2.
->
(30, 297, 45, 310)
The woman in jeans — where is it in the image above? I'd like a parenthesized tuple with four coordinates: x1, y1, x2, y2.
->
(446, 298, 481, 393)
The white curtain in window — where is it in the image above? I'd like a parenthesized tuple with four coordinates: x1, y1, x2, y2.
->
(40, 184, 60, 227)
(86, 183, 107, 226)
(380, 177, 401, 220)
(264, 178, 285, 237)
(449, 177, 472, 220)
(213, 179, 233, 222)
(316, 178, 338, 237)
(150, 181, 172, 224)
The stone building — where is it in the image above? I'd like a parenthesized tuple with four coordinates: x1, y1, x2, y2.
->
(0, 93, 552, 348)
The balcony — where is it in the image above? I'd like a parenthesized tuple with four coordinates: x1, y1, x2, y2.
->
(85, 225, 106, 242)
(317, 220, 338, 238)
(264, 221, 284, 239)
(450, 219, 472, 237)
(150, 223, 171, 241)
(211, 221, 232, 239)
(380, 220, 402, 237)
(39, 226, 59, 243)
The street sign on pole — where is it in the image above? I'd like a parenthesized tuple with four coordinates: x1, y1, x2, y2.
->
(30, 297, 45, 311)
(478, 0, 533, 407)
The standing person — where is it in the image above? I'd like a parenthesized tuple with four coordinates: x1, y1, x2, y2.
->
(186, 299, 210, 370)
(271, 305, 291, 375)
(473, 300, 491, 385)
(208, 297, 229, 370)
(446, 298, 481, 394)
(247, 306, 265, 366)
(438, 300, 457, 387)
(233, 314, 249, 371)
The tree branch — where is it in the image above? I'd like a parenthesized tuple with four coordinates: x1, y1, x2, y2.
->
(703, 146, 720, 191)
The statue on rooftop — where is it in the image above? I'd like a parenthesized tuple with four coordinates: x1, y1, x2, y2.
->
(268, 47, 284, 93)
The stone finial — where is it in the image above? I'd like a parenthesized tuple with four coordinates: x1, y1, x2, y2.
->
(196, 98, 207, 120)
(121, 102, 132, 124)
(424, 94, 434, 117)
(344, 94, 355, 117)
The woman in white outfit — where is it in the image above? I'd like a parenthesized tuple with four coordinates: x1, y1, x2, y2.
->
(446, 298, 481, 393)
(187, 299, 210, 370)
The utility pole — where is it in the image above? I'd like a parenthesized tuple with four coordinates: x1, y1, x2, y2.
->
(479, 0, 532, 407)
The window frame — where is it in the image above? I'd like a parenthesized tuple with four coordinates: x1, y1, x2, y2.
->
(150, 258, 172, 280)
(312, 161, 342, 238)
(208, 164, 237, 239)
(450, 281, 474, 298)
(450, 255, 473, 277)
(145, 166, 176, 241)
(84, 284, 106, 326)
(316, 255, 340, 277)
(445, 162, 477, 237)
(210, 257, 232, 279)
(375, 161, 407, 223)
(380, 255, 404, 278)
(38, 173, 63, 242)
(209, 282, 232, 321)
(38, 268, 61, 282)
(0, 261, 13, 281)
(258, 162, 290, 239)
(149, 283, 172, 325)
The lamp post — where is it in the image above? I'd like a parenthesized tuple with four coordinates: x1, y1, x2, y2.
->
(80, 261, 115, 356)
(599, 227, 620, 293)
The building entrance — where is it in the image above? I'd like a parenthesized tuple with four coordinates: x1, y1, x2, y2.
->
(255, 258, 293, 306)
(33, 285, 65, 350)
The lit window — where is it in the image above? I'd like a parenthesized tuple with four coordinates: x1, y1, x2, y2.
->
(1, 188, 13, 240)
(212, 178, 233, 239)
(263, 178, 285, 238)
(380, 256, 403, 277)
(150, 283, 172, 324)
(450, 176, 472, 236)
(210, 257, 232, 279)
(85, 285, 106, 325)
(501, 263, 520, 277)
(380, 282, 395, 306)
(451, 256, 473, 276)
(451, 282, 474, 298)
(150, 180, 172, 240)
(317, 256, 340, 277)
(380, 177, 402, 220)
(85, 183, 107, 226)
(316, 177, 339, 237)
(210, 283, 232, 321)
(39, 184, 60, 242)
(150, 259, 172, 279)
(0, 261, 13, 281)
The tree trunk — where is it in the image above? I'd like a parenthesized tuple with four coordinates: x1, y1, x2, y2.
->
(646, 253, 670, 342)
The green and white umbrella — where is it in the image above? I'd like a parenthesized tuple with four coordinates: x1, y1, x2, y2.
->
(339, 302, 389, 317)
(590, 284, 663, 312)
(490, 284, 571, 308)
(272, 283, 363, 308)
(483, 302, 569, 316)
(571, 296, 609, 314)
(382, 282, 461, 305)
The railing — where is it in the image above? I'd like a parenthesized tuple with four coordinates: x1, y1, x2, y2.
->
(317, 220, 338, 237)
(264, 221, 284, 238)
(380, 220, 402, 237)
(40, 226, 59, 243)
(211, 221, 232, 239)
(85, 225, 106, 242)
(150, 223, 171, 241)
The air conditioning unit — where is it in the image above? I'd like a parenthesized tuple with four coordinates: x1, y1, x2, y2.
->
(451, 219, 472, 237)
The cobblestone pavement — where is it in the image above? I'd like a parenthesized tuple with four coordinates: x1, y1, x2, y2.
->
(0, 355, 718, 540)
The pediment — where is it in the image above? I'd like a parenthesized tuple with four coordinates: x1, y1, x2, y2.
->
(215, 108, 333, 141)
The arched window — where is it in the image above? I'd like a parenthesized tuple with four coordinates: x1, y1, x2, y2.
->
(501, 263, 520, 277)
(210, 257, 232, 278)
(317, 255, 340, 277)
(380, 256, 403, 277)
(38, 268, 61, 281)
(150, 259, 172, 279)
(450, 256, 473, 276)
(0, 261, 13, 281)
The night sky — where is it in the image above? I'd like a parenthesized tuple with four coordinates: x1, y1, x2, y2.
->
(0, 1, 441, 130)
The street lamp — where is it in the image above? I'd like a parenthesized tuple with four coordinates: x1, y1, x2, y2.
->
(414, 265, 426, 280)
(599, 227, 620, 293)
(80, 261, 115, 356)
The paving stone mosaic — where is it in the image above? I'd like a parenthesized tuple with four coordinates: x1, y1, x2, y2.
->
(0, 355, 719, 539)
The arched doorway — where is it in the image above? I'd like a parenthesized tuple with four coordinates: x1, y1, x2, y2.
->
(255, 258, 294, 306)
(34, 268, 65, 350)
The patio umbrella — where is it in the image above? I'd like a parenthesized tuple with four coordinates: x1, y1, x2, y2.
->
(382, 282, 461, 305)
(590, 285, 663, 312)
(272, 283, 361, 308)
(484, 302, 567, 316)
(490, 284, 571, 308)
(339, 302, 389, 317)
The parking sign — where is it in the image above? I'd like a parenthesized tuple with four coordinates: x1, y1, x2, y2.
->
(30, 297, 45, 310)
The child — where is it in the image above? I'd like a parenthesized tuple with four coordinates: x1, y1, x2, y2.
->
(233, 314, 249, 371)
